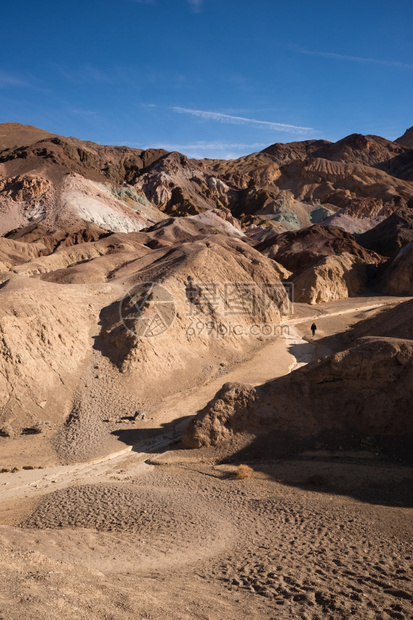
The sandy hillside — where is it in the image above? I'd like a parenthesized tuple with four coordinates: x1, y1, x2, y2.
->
(0, 220, 289, 467)
(0, 296, 412, 620)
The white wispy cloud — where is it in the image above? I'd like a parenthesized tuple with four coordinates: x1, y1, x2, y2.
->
(188, 0, 203, 12)
(150, 141, 268, 150)
(0, 70, 30, 88)
(297, 47, 413, 70)
(171, 107, 314, 134)
(122, 140, 268, 159)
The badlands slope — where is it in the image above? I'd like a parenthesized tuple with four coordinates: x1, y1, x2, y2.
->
(0, 123, 412, 619)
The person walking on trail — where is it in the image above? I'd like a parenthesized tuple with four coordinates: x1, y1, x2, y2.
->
(311, 323, 317, 337)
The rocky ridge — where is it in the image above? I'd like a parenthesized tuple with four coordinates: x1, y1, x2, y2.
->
(182, 337, 413, 450)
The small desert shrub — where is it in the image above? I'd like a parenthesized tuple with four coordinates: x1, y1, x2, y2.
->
(235, 464, 253, 480)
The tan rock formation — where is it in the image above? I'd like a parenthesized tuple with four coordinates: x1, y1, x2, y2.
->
(292, 253, 374, 304)
(182, 337, 413, 448)
(99, 234, 289, 382)
(0, 275, 97, 428)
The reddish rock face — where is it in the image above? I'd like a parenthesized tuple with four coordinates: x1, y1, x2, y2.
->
(5, 222, 110, 255)
(312, 133, 406, 166)
(395, 126, 413, 148)
(358, 206, 413, 258)
(256, 224, 382, 274)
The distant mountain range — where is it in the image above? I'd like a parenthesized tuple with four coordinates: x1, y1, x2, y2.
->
(0, 121, 412, 299)
(0, 122, 412, 237)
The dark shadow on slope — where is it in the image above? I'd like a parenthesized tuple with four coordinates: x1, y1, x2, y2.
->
(92, 299, 129, 367)
(344, 298, 413, 342)
(312, 332, 349, 358)
(287, 340, 315, 365)
(218, 428, 413, 508)
(111, 415, 193, 454)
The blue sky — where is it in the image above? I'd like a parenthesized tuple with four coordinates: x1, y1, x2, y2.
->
(1, 0, 412, 158)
